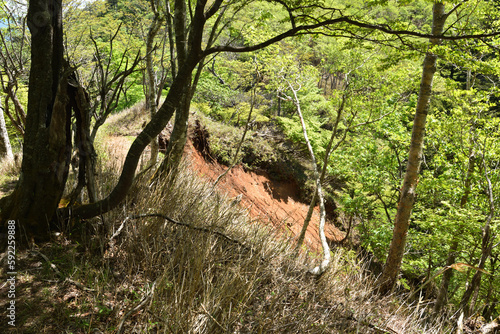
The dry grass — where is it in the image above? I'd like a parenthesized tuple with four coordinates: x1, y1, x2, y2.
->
(0, 154, 21, 197)
(0, 102, 452, 333)
(82, 158, 450, 333)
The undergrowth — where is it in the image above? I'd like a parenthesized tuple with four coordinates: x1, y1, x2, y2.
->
(49, 153, 449, 333)
(0, 103, 452, 333)
(105, 163, 449, 333)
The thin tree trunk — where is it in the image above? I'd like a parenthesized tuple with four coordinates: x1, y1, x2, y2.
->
(165, 1, 176, 79)
(157, 1, 227, 175)
(155, 0, 189, 173)
(146, 0, 164, 166)
(287, 81, 330, 274)
(296, 88, 347, 248)
(378, 2, 447, 294)
(0, 98, 14, 161)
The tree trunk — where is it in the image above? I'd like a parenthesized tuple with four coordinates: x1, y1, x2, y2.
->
(296, 86, 347, 248)
(146, 1, 164, 166)
(0, 98, 14, 161)
(154, 0, 190, 173)
(61, 0, 211, 219)
(157, 0, 226, 175)
(0, 0, 69, 244)
(287, 81, 330, 275)
(378, 2, 447, 294)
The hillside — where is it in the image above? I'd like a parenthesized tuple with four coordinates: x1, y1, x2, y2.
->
(0, 104, 450, 333)
(1, 0, 499, 331)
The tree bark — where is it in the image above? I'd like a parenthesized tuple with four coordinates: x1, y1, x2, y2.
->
(154, 0, 190, 173)
(378, 2, 447, 294)
(157, 0, 226, 175)
(286, 81, 330, 275)
(146, 0, 164, 166)
(0, 0, 69, 244)
(0, 98, 14, 161)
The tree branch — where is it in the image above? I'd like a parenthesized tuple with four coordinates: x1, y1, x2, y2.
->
(204, 16, 500, 56)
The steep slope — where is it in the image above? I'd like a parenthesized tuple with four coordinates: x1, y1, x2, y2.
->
(185, 139, 345, 252)
(102, 105, 344, 252)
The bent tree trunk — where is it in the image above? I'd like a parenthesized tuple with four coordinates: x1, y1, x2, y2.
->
(0, 0, 69, 243)
(378, 2, 447, 294)
(61, 0, 210, 219)
(63, 57, 200, 219)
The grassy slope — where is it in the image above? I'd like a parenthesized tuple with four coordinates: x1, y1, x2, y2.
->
(0, 104, 449, 333)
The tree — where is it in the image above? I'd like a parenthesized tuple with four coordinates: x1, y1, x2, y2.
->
(2, 0, 499, 247)
(0, 0, 69, 241)
(282, 78, 330, 274)
(0, 98, 14, 161)
(378, 2, 448, 294)
(144, 0, 166, 165)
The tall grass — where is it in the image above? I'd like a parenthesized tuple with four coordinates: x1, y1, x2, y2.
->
(94, 158, 449, 333)
(0, 101, 451, 333)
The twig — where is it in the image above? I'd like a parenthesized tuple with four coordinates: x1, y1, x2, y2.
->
(109, 216, 130, 245)
(200, 303, 225, 330)
(116, 280, 157, 334)
(126, 213, 255, 254)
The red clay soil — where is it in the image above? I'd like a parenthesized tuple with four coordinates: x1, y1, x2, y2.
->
(184, 140, 345, 252)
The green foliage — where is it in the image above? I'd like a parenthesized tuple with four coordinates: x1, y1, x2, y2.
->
(6, 0, 500, 321)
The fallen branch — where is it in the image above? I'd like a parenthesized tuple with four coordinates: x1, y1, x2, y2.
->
(123, 213, 255, 254)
